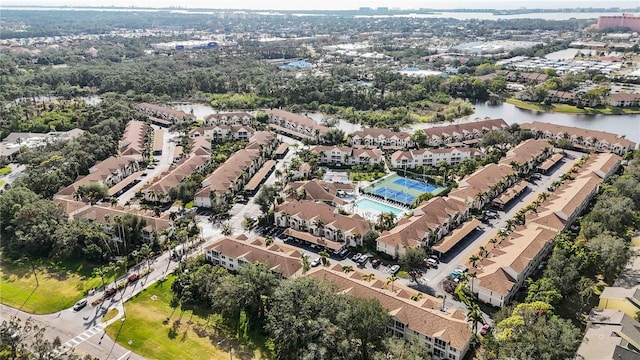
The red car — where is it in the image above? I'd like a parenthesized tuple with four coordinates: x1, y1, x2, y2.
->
(480, 324, 492, 336)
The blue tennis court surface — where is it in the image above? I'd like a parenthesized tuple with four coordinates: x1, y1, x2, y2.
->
(393, 178, 438, 193)
(373, 186, 416, 205)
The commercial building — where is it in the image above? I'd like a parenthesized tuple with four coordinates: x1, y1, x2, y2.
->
(596, 14, 640, 32)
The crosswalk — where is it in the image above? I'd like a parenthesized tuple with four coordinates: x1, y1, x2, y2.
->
(50, 324, 104, 357)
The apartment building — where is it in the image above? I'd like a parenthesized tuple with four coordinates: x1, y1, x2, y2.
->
(188, 125, 254, 142)
(140, 155, 208, 203)
(576, 309, 640, 360)
(284, 180, 355, 206)
(310, 145, 383, 167)
(448, 163, 518, 210)
(498, 139, 553, 174)
(120, 120, 150, 161)
(194, 149, 263, 207)
(377, 197, 469, 258)
(274, 200, 371, 247)
(266, 109, 330, 140)
(347, 128, 412, 149)
(204, 235, 304, 278)
(470, 225, 557, 307)
(421, 119, 509, 147)
(55, 156, 140, 199)
(520, 121, 636, 155)
(390, 147, 484, 169)
(469, 153, 621, 307)
(136, 103, 195, 124)
(63, 203, 172, 244)
(306, 266, 472, 360)
(204, 112, 253, 126)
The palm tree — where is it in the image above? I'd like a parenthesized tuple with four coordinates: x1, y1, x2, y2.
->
(221, 222, 233, 236)
(467, 272, 478, 293)
(410, 293, 424, 302)
(469, 254, 481, 268)
(313, 218, 325, 237)
(301, 254, 311, 274)
(140, 244, 152, 271)
(479, 246, 488, 258)
(489, 238, 498, 249)
(362, 273, 375, 282)
(92, 265, 109, 291)
(466, 303, 484, 334)
(319, 249, 331, 267)
(265, 236, 274, 246)
(342, 265, 354, 274)
(387, 274, 398, 291)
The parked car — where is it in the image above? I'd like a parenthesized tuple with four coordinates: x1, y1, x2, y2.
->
(73, 299, 88, 311)
(389, 265, 401, 274)
(428, 255, 440, 263)
(371, 259, 381, 268)
(426, 258, 439, 268)
(480, 324, 492, 336)
(311, 258, 321, 267)
(104, 288, 117, 298)
(351, 253, 362, 261)
(358, 255, 370, 265)
(128, 274, 139, 283)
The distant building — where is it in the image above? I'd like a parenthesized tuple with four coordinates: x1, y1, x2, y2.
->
(576, 309, 640, 360)
(596, 14, 640, 32)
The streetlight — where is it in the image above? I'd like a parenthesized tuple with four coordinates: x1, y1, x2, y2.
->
(217, 339, 232, 360)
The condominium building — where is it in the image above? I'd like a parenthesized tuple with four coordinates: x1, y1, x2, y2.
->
(390, 147, 484, 169)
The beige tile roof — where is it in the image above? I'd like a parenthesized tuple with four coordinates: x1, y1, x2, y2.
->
(349, 128, 411, 139)
(143, 155, 207, 196)
(473, 226, 556, 296)
(422, 118, 508, 138)
(245, 160, 276, 192)
(196, 149, 261, 198)
(120, 120, 148, 156)
(267, 109, 329, 133)
(306, 266, 472, 351)
(153, 129, 164, 153)
(56, 156, 137, 196)
(136, 103, 193, 121)
(285, 180, 354, 205)
(499, 139, 551, 166)
(520, 121, 636, 149)
(449, 163, 515, 202)
(538, 152, 564, 171)
(493, 180, 528, 206)
(72, 204, 171, 233)
(276, 200, 371, 235)
(433, 219, 481, 254)
(205, 236, 304, 277)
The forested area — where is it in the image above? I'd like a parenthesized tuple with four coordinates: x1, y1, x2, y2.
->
(170, 257, 432, 360)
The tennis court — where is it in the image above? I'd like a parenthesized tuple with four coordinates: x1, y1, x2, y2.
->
(393, 178, 438, 193)
(373, 187, 416, 205)
(363, 173, 446, 206)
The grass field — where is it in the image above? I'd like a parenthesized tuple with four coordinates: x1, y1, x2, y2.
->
(0, 258, 122, 314)
(0, 166, 11, 175)
(106, 276, 271, 360)
(507, 98, 640, 115)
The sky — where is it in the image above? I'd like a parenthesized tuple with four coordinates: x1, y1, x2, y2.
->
(3, 0, 640, 10)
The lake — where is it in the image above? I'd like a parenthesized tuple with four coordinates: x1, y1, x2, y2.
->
(172, 102, 640, 143)
(409, 102, 640, 143)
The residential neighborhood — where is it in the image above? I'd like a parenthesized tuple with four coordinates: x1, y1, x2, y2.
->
(1, 5, 640, 360)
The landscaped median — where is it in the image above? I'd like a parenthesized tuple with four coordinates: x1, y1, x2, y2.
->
(105, 276, 272, 360)
(0, 258, 120, 314)
(506, 98, 640, 115)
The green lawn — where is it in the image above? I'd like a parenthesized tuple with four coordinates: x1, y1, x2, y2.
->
(0, 167, 11, 176)
(106, 276, 271, 360)
(0, 258, 121, 314)
(506, 98, 640, 115)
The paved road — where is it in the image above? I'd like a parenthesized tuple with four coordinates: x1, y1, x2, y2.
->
(117, 126, 176, 205)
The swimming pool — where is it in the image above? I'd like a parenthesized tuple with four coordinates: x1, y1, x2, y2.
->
(355, 198, 404, 215)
